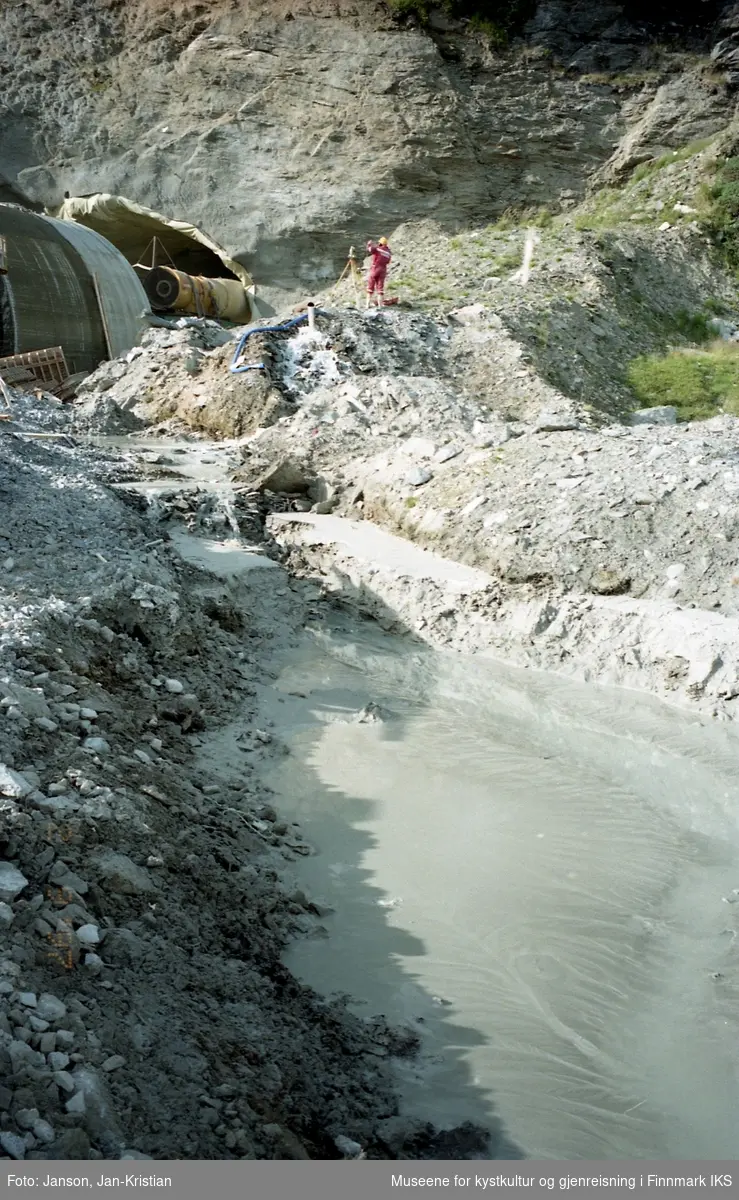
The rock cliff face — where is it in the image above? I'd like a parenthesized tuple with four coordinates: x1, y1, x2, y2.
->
(525, 0, 725, 70)
(1, 0, 736, 299)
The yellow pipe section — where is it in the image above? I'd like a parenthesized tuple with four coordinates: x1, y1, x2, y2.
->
(146, 266, 251, 322)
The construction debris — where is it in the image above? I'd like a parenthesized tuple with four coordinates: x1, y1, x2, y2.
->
(56, 372, 90, 402)
(0, 372, 12, 418)
(0, 347, 70, 394)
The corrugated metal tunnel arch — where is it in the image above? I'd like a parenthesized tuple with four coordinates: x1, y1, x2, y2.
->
(0, 204, 149, 374)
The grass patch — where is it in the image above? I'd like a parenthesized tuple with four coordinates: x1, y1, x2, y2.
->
(391, 274, 423, 294)
(493, 249, 524, 272)
(630, 137, 716, 183)
(579, 70, 663, 89)
(534, 316, 550, 349)
(628, 341, 739, 420)
(488, 205, 553, 231)
(700, 156, 739, 271)
(572, 189, 629, 230)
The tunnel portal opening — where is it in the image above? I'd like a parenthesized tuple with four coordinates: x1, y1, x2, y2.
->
(55, 194, 257, 323)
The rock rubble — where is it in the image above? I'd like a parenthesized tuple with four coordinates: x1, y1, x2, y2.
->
(0, 420, 486, 1161)
(67, 295, 739, 718)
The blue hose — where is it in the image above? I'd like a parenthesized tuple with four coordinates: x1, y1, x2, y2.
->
(230, 311, 327, 375)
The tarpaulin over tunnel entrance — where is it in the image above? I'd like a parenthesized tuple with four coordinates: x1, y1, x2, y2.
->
(54, 193, 255, 292)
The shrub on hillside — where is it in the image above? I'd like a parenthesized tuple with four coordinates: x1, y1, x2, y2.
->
(628, 343, 739, 421)
(702, 157, 739, 271)
(672, 308, 711, 343)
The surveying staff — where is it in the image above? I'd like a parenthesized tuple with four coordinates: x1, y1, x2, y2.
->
(366, 237, 391, 308)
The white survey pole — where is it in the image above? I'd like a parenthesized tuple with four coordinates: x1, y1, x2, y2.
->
(517, 229, 538, 286)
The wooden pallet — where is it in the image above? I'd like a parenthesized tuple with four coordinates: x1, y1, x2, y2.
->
(56, 371, 89, 402)
(0, 346, 70, 394)
(0, 365, 34, 386)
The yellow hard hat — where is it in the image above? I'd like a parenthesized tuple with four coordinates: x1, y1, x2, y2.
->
(379, 237, 388, 245)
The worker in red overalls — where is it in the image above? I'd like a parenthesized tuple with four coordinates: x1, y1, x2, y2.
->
(365, 237, 391, 309)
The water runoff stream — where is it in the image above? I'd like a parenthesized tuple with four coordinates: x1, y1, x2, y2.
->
(105, 435, 739, 1161)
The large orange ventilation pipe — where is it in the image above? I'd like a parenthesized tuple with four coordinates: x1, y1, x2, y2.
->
(144, 266, 251, 323)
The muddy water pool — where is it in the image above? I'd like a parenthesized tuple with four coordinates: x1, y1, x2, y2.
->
(101, 436, 739, 1160)
(262, 615, 739, 1160)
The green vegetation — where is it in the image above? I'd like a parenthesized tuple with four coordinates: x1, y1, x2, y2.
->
(573, 138, 717, 232)
(628, 342, 739, 420)
(671, 308, 712, 343)
(386, 0, 430, 19)
(573, 189, 634, 231)
(488, 205, 553, 231)
(468, 13, 507, 46)
(534, 316, 550, 349)
(385, 0, 536, 42)
(704, 296, 731, 317)
(492, 249, 523, 272)
(631, 138, 715, 183)
(700, 156, 739, 271)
